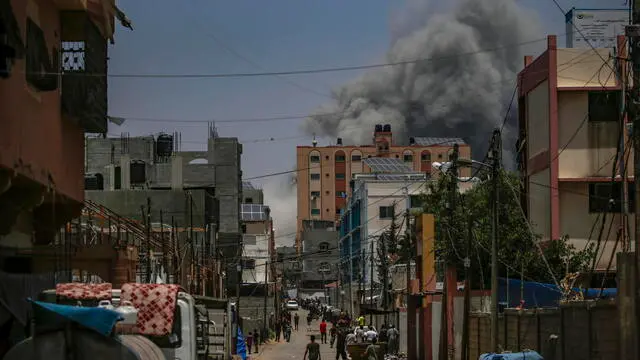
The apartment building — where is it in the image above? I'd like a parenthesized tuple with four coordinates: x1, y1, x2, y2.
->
(0, 0, 115, 264)
(296, 124, 470, 249)
(517, 35, 632, 270)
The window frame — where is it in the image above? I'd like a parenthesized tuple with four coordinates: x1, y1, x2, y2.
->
(335, 155, 346, 162)
(379, 205, 394, 219)
(311, 191, 321, 197)
(335, 173, 346, 180)
(310, 173, 321, 181)
(310, 155, 321, 163)
(351, 155, 362, 162)
(311, 208, 321, 215)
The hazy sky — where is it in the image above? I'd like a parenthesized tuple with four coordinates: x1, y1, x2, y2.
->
(107, 0, 616, 240)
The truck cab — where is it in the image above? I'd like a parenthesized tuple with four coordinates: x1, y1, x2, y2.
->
(39, 287, 199, 360)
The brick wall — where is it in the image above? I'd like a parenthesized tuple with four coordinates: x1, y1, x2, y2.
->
(468, 300, 618, 360)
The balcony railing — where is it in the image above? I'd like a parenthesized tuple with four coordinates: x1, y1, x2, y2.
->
(60, 11, 108, 133)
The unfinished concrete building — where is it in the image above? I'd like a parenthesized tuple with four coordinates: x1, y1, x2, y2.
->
(84, 126, 243, 296)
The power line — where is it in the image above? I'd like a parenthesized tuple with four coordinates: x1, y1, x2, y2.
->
(36, 34, 566, 79)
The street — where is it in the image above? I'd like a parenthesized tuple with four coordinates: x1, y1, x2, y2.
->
(253, 310, 336, 360)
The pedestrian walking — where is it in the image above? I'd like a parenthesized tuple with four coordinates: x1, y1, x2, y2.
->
(307, 313, 312, 326)
(329, 323, 337, 348)
(335, 327, 348, 360)
(294, 313, 300, 330)
(303, 335, 321, 360)
(386, 324, 399, 355)
(253, 328, 260, 353)
(319, 319, 328, 344)
(275, 321, 282, 342)
(284, 321, 292, 342)
(246, 332, 253, 355)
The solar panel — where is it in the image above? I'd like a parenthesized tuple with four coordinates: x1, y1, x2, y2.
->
(364, 157, 413, 173)
(413, 137, 465, 146)
(241, 203, 268, 221)
(376, 173, 426, 181)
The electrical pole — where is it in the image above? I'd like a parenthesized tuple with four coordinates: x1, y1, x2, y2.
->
(263, 211, 270, 342)
(440, 143, 458, 360)
(369, 240, 374, 325)
(490, 129, 501, 353)
(461, 216, 472, 360)
(146, 198, 152, 283)
(348, 235, 354, 318)
(160, 209, 167, 283)
(625, 4, 640, 359)
(190, 193, 195, 294)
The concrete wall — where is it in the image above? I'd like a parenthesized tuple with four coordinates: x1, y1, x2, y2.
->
(556, 49, 617, 88)
(529, 170, 551, 240)
(469, 302, 618, 360)
(526, 80, 550, 158)
(301, 226, 338, 283)
(211, 138, 242, 234)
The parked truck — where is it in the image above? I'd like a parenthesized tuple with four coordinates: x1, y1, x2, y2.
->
(4, 283, 230, 360)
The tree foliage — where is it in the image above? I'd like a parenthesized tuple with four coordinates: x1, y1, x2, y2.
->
(416, 170, 596, 287)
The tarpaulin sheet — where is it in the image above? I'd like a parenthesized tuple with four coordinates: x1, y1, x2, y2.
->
(479, 351, 543, 360)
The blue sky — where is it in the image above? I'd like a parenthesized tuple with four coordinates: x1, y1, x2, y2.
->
(107, 0, 616, 184)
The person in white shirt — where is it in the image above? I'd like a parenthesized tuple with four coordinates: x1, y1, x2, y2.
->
(354, 325, 365, 343)
(364, 326, 377, 342)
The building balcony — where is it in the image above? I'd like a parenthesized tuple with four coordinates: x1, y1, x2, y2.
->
(60, 11, 108, 134)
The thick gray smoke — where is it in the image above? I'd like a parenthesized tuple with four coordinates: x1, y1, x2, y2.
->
(303, 0, 542, 166)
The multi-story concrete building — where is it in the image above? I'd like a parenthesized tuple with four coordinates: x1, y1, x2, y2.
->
(296, 124, 470, 249)
(84, 130, 243, 294)
(517, 35, 632, 270)
(338, 172, 427, 287)
(0, 0, 115, 265)
(300, 220, 338, 300)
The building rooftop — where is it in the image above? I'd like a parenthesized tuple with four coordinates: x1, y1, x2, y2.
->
(363, 157, 414, 173)
(413, 137, 466, 146)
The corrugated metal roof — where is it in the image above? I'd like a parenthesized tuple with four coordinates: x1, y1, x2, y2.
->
(413, 137, 466, 146)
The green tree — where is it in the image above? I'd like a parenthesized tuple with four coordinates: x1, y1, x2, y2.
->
(417, 170, 595, 287)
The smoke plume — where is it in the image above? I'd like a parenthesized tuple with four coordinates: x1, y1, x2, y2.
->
(262, 172, 297, 246)
(303, 0, 542, 165)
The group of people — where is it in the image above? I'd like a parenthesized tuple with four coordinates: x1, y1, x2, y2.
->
(243, 328, 261, 354)
(304, 312, 401, 360)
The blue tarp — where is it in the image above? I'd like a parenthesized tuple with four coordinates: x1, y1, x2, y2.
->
(236, 327, 247, 360)
(479, 351, 543, 360)
(32, 300, 122, 336)
(499, 278, 617, 308)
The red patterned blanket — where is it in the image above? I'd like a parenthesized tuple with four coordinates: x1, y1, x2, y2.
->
(55, 283, 112, 300)
(120, 283, 179, 336)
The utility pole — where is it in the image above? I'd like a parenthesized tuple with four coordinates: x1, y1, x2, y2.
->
(461, 216, 472, 360)
(490, 129, 501, 353)
(624, 4, 640, 358)
(369, 240, 374, 325)
(263, 210, 270, 341)
(348, 234, 354, 318)
(440, 143, 458, 360)
(160, 210, 167, 283)
(190, 193, 195, 294)
(146, 198, 152, 283)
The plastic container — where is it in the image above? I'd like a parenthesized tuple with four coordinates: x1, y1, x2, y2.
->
(115, 300, 139, 325)
(98, 300, 115, 310)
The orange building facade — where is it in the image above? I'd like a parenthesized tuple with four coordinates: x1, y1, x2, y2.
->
(296, 124, 471, 249)
(0, 0, 115, 252)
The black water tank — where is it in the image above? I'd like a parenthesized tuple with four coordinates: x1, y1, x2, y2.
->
(156, 133, 174, 157)
(337, 137, 343, 145)
(383, 124, 391, 132)
(84, 173, 104, 190)
(409, 137, 415, 145)
(374, 124, 383, 133)
(130, 160, 146, 184)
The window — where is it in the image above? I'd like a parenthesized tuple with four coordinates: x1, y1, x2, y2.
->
(310, 155, 320, 162)
(337, 191, 347, 198)
(311, 208, 321, 215)
(352, 155, 362, 161)
(410, 195, 423, 208)
(319, 242, 330, 251)
(379, 206, 394, 219)
(588, 91, 620, 122)
(319, 262, 331, 272)
(336, 173, 346, 180)
(241, 258, 256, 269)
(310, 173, 320, 180)
(244, 197, 253, 204)
(403, 154, 413, 162)
(336, 155, 346, 162)
(311, 191, 320, 197)
(588, 182, 636, 213)
(421, 152, 431, 162)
